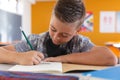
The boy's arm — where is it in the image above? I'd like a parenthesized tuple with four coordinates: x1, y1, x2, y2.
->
(0, 45, 44, 65)
(44, 46, 117, 66)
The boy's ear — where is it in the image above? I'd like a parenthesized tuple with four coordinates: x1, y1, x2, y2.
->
(74, 28, 80, 36)
(76, 27, 81, 33)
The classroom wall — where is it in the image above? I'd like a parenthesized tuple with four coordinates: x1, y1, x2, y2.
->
(32, 0, 120, 46)
(32, 2, 55, 34)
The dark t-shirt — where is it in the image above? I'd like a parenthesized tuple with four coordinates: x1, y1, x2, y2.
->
(46, 38, 67, 57)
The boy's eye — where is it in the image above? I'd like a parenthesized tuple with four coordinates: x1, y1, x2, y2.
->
(62, 34, 69, 38)
(51, 28, 56, 32)
(62, 35, 68, 38)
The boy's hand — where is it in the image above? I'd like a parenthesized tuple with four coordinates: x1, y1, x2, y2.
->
(44, 57, 62, 62)
(16, 51, 44, 65)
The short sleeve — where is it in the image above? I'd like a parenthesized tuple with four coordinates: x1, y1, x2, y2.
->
(14, 34, 39, 52)
(79, 36, 95, 52)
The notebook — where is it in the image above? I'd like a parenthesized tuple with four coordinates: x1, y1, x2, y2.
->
(9, 62, 62, 73)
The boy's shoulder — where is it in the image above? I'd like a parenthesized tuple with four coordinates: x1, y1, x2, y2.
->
(38, 32, 49, 37)
(76, 34, 90, 40)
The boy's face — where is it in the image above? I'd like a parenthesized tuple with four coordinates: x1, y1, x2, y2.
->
(49, 15, 80, 45)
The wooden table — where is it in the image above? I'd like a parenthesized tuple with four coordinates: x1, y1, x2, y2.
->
(105, 42, 120, 63)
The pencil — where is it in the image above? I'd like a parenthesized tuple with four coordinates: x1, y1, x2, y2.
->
(20, 27, 34, 50)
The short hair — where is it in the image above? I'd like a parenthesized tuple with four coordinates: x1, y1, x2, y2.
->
(53, 0, 86, 27)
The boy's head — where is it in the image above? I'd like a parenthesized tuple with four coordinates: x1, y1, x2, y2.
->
(54, 0, 86, 27)
(49, 0, 86, 45)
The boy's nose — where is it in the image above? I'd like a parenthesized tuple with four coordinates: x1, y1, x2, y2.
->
(54, 33, 60, 40)
(57, 37, 60, 40)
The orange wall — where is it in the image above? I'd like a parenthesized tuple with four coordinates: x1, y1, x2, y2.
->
(32, 2, 55, 34)
(32, 0, 120, 46)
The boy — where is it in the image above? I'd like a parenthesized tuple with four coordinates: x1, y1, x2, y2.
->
(0, 0, 117, 65)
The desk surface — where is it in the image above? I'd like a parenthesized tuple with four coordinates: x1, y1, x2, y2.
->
(0, 63, 110, 73)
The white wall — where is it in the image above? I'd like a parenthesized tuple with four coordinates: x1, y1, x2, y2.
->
(22, 0, 36, 36)
(0, 0, 35, 42)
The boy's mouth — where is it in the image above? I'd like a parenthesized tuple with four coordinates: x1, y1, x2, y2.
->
(53, 40, 61, 45)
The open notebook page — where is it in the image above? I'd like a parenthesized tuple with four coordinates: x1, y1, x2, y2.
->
(9, 62, 62, 73)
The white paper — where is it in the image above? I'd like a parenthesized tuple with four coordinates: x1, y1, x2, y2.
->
(9, 62, 62, 73)
(100, 11, 116, 33)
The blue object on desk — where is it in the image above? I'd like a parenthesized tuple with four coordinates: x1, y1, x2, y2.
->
(0, 71, 79, 80)
(82, 66, 120, 80)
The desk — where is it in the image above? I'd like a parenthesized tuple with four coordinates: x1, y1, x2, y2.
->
(0, 63, 109, 73)
(105, 42, 120, 63)
(0, 64, 13, 70)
